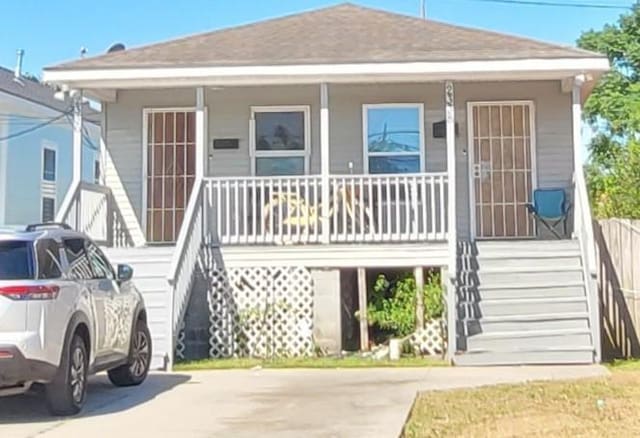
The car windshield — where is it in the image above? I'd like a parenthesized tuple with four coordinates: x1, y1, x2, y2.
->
(0, 240, 34, 280)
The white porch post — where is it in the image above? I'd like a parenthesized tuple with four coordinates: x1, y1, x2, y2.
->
(572, 75, 585, 235)
(320, 83, 330, 244)
(72, 91, 83, 185)
(195, 87, 206, 180)
(445, 80, 457, 361)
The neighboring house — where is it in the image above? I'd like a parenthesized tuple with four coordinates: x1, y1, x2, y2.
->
(0, 63, 100, 226)
(44, 4, 609, 369)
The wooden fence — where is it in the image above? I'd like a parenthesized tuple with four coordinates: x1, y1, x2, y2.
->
(595, 219, 640, 359)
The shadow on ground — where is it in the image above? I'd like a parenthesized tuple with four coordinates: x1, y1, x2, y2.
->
(0, 372, 190, 424)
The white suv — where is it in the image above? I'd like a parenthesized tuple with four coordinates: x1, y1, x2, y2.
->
(0, 223, 151, 415)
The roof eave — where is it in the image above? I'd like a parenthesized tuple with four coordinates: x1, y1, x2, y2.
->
(43, 57, 610, 90)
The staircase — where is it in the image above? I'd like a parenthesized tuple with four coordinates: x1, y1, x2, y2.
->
(455, 239, 596, 366)
(104, 246, 175, 370)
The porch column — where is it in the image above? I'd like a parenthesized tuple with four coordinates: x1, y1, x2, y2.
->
(445, 80, 457, 361)
(320, 83, 330, 243)
(72, 91, 83, 185)
(571, 75, 585, 235)
(195, 87, 206, 180)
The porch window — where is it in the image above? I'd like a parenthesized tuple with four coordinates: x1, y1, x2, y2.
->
(251, 106, 310, 176)
(363, 104, 424, 174)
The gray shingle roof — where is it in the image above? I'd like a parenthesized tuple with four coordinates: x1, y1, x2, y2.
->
(48, 3, 601, 71)
(0, 66, 100, 123)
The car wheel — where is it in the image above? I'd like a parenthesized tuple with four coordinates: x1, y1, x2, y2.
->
(108, 319, 152, 387)
(45, 334, 88, 416)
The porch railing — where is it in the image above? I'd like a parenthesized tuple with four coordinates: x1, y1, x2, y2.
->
(55, 181, 134, 247)
(204, 172, 448, 246)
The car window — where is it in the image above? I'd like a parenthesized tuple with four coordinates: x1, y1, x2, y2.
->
(36, 238, 63, 279)
(86, 243, 114, 280)
(62, 238, 93, 280)
(0, 240, 33, 280)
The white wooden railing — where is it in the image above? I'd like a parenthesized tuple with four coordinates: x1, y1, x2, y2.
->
(55, 181, 133, 247)
(167, 178, 205, 369)
(203, 173, 448, 246)
(574, 169, 601, 362)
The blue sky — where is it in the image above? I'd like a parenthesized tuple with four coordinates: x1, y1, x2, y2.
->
(0, 0, 635, 76)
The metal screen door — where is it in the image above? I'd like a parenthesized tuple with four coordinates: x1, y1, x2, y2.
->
(470, 102, 536, 239)
(145, 110, 196, 243)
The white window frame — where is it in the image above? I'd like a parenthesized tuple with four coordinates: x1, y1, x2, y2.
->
(41, 144, 57, 182)
(41, 195, 56, 222)
(362, 103, 425, 174)
(249, 105, 311, 176)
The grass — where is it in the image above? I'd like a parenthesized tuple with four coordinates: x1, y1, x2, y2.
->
(174, 355, 448, 371)
(404, 365, 640, 438)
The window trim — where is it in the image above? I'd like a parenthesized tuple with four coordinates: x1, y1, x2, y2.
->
(41, 195, 56, 223)
(41, 145, 57, 182)
(362, 103, 426, 174)
(249, 105, 311, 176)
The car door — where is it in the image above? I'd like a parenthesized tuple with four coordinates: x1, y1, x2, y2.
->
(85, 242, 130, 358)
(62, 238, 111, 358)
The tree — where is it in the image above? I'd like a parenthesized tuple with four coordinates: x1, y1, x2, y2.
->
(578, 3, 640, 218)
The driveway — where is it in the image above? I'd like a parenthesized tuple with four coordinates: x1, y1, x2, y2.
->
(0, 365, 607, 438)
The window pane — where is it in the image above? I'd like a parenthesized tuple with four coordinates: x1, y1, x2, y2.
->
(369, 155, 421, 174)
(63, 238, 93, 280)
(0, 241, 33, 280)
(42, 198, 55, 222)
(87, 243, 114, 280)
(36, 239, 62, 279)
(366, 107, 421, 153)
(43, 149, 56, 181)
(256, 157, 305, 176)
(255, 111, 305, 151)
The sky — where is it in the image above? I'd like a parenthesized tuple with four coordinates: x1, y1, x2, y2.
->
(0, 0, 636, 76)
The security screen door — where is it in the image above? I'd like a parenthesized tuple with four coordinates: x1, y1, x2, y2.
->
(145, 110, 196, 243)
(470, 102, 536, 239)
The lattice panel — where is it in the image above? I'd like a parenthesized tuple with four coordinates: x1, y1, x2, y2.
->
(410, 319, 445, 356)
(208, 266, 314, 358)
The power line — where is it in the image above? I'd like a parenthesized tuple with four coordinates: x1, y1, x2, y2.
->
(0, 111, 71, 142)
(462, 0, 632, 9)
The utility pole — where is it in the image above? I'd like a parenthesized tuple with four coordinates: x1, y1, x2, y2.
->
(421, 0, 426, 18)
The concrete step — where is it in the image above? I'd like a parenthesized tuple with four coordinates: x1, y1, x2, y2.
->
(453, 347, 594, 366)
(466, 329, 592, 351)
(476, 268, 584, 286)
(459, 297, 588, 318)
(460, 312, 590, 333)
(473, 256, 582, 270)
(126, 261, 173, 278)
(467, 285, 585, 300)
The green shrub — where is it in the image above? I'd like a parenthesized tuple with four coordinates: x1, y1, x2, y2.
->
(364, 271, 443, 339)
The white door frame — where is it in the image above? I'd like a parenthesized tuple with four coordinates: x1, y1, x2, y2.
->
(141, 107, 197, 241)
(467, 100, 537, 240)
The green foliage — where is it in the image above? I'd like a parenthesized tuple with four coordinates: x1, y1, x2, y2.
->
(365, 271, 443, 339)
(578, 4, 640, 218)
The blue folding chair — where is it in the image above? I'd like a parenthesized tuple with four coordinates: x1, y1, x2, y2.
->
(526, 189, 571, 239)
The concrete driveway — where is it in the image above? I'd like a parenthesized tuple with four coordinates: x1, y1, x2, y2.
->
(0, 365, 607, 438)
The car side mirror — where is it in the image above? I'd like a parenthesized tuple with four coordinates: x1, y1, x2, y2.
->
(117, 264, 134, 282)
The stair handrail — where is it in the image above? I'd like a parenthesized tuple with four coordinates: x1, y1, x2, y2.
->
(55, 179, 82, 225)
(574, 168, 601, 362)
(167, 178, 205, 370)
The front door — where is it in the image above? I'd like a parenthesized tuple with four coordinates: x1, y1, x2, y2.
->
(470, 102, 536, 239)
(145, 110, 196, 243)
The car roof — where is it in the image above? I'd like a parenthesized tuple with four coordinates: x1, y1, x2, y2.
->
(0, 226, 88, 242)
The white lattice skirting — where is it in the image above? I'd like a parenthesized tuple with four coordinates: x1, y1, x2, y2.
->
(208, 266, 315, 358)
(410, 319, 445, 356)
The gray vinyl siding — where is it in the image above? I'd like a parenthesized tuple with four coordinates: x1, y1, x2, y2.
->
(104, 80, 573, 239)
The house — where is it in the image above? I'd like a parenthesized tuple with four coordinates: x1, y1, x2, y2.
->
(43, 3, 609, 368)
(0, 52, 100, 226)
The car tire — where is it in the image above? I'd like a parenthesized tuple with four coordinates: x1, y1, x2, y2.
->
(45, 334, 88, 416)
(108, 319, 152, 387)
